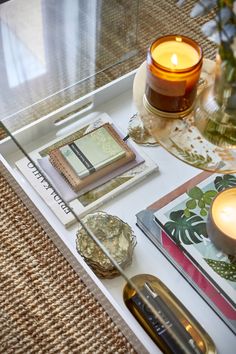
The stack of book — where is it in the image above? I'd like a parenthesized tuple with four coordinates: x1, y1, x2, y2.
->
(15, 114, 158, 227)
(136, 172, 236, 335)
(49, 122, 137, 193)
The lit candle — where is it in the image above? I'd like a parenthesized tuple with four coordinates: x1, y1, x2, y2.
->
(207, 188, 236, 255)
(145, 35, 203, 117)
(152, 41, 199, 69)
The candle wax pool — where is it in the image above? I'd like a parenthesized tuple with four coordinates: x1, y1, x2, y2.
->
(152, 41, 199, 70)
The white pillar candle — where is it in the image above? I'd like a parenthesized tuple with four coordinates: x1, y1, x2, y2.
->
(207, 188, 236, 255)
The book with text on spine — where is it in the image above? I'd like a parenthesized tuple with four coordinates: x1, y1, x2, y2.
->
(15, 113, 158, 228)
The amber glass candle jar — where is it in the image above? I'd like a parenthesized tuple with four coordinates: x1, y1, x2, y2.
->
(145, 35, 203, 117)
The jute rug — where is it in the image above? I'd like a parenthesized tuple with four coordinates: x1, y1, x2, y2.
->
(0, 163, 145, 354)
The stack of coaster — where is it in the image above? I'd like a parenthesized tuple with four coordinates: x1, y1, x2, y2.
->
(76, 212, 136, 278)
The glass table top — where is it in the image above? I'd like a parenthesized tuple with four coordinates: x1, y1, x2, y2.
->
(0, 0, 139, 130)
(0, 1, 234, 352)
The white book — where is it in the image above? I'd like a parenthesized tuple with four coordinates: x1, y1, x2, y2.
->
(15, 113, 158, 228)
(15, 157, 76, 227)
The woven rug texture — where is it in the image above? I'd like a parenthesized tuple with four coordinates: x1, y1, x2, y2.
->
(0, 171, 137, 354)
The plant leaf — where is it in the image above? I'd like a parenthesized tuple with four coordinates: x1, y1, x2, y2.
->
(200, 208, 208, 217)
(170, 139, 214, 169)
(203, 196, 213, 205)
(217, 6, 232, 24)
(184, 208, 191, 218)
(222, 24, 236, 42)
(209, 24, 236, 44)
(164, 210, 207, 245)
(204, 190, 218, 198)
(204, 259, 236, 281)
(208, 31, 221, 44)
(186, 199, 197, 209)
(202, 19, 217, 36)
(198, 199, 205, 208)
(214, 174, 236, 191)
(187, 186, 203, 200)
(191, 0, 217, 18)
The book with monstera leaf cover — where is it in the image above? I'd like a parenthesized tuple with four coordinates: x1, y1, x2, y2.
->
(136, 171, 236, 335)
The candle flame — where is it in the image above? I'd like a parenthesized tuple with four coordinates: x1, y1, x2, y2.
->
(171, 53, 178, 67)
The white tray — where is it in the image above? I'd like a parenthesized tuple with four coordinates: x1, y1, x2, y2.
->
(1, 71, 235, 354)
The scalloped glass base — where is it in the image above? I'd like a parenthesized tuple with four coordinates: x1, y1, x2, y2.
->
(128, 113, 159, 146)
